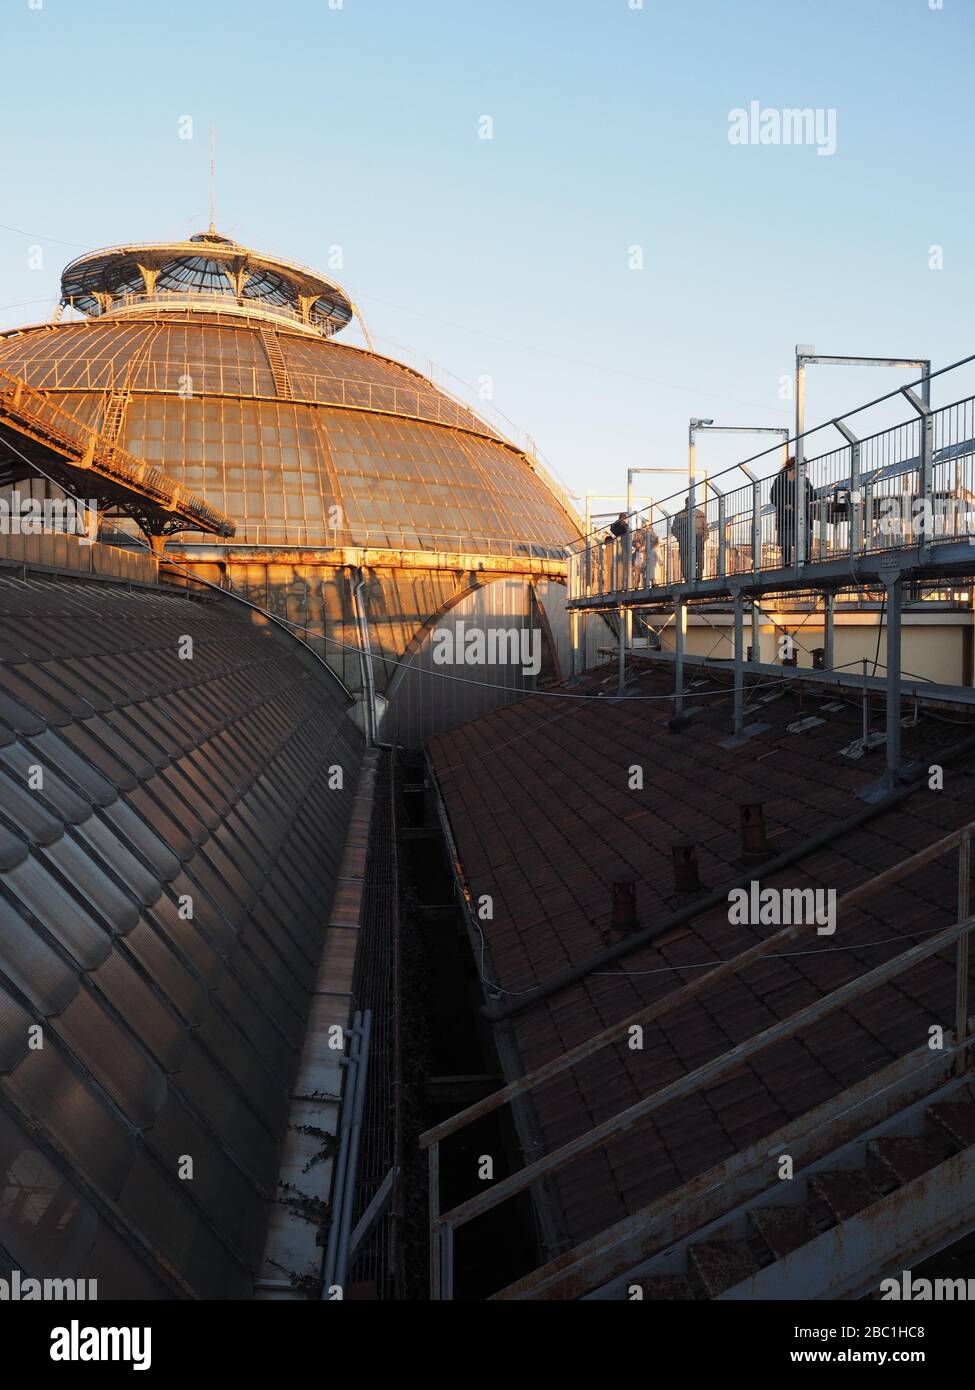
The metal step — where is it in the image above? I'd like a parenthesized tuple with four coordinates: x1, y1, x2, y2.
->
(687, 1240, 760, 1297)
(928, 1092, 975, 1148)
(749, 1205, 822, 1259)
(526, 1063, 975, 1302)
(810, 1168, 884, 1221)
(869, 1134, 944, 1184)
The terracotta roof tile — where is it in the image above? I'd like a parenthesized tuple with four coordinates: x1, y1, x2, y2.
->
(429, 662, 975, 1246)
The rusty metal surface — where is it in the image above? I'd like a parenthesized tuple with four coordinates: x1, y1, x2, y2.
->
(720, 1140, 975, 1300)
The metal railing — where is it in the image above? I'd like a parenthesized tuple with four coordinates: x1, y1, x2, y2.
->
(421, 823, 974, 1300)
(192, 520, 569, 562)
(568, 357, 975, 602)
(2, 354, 512, 440)
(103, 289, 338, 335)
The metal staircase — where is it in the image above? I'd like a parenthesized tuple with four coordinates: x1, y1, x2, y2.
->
(620, 1079, 975, 1301)
(99, 389, 130, 445)
(260, 326, 294, 399)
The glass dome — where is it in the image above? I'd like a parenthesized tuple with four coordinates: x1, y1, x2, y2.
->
(0, 233, 578, 557)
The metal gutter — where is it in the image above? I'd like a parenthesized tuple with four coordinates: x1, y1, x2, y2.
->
(255, 751, 379, 1299)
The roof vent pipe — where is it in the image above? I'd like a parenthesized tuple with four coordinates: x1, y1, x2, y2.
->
(609, 875, 638, 937)
(672, 840, 702, 897)
(738, 801, 772, 861)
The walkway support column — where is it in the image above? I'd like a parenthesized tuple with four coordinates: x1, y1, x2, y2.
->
(885, 574, 903, 789)
(674, 590, 685, 714)
(824, 591, 835, 670)
(617, 606, 626, 696)
(570, 609, 583, 679)
(751, 602, 761, 664)
(733, 590, 744, 735)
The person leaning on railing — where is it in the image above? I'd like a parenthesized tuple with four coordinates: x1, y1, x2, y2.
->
(771, 455, 814, 566)
(601, 512, 628, 591)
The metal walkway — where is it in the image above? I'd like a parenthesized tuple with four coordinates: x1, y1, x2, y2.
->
(566, 355, 975, 794)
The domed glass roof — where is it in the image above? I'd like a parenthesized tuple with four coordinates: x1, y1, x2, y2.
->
(0, 275, 579, 556)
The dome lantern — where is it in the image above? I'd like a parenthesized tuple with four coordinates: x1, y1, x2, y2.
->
(60, 231, 355, 338)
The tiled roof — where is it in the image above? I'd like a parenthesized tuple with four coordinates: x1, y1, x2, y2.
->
(429, 660, 975, 1249)
(0, 571, 363, 1296)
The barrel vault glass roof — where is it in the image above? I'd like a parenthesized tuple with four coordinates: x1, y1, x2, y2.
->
(0, 572, 363, 1297)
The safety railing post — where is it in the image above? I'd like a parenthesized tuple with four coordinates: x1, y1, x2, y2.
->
(439, 1223, 455, 1301)
(900, 386, 935, 559)
(718, 495, 727, 579)
(957, 831, 972, 1076)
(752, 481, 761, 572)
(850, 439, 862, 553)
(796, 456, 808, 567)
(686, 482, 696, 583)
(617, 604, 626, 695)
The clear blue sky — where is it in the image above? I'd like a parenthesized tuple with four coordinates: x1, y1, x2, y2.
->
(1, 0, 972, 509)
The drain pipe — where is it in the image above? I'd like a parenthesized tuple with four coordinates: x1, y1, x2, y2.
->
(482, 729, 975, 1023)
(321, 1009, 373, 1297)
(351, 567, 379, 746)
(335, 1009, 372, 1286)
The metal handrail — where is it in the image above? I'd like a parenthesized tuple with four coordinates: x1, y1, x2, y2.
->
(105, 289, 334, 334)
(569, 351, 975, 553)
(422, 822, 974, 1299)
(0, 354, 509, 439)
(569, 396, 975, 597)
(191, 521, 570, 560)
